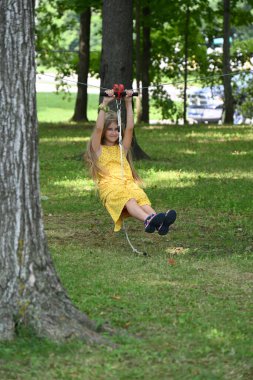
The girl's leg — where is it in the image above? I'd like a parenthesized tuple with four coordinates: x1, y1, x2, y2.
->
(125, 199, 150, 222)
(141, 204, 156, 215)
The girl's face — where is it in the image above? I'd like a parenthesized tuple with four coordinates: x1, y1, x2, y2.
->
(104, 121, 119, 145)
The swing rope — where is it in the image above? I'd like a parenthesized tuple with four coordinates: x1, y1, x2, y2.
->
(122, 222, 147, 256)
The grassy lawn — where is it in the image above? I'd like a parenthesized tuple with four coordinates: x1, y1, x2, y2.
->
(37, 92, 164, 122)
(37, 92, 99, 122)
(0, 121, 253, 380)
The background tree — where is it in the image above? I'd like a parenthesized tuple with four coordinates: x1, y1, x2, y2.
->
(135, 0, 142, 123)
(136, 0, 211, 123)
(100, 0, 149, 159)
(222, 0, 234, 123)
(36, 0, 101, 121)
(71, 0, 102, 122)
(71, 7, 91, 122)
(100, 0, 133, 91)
(183, 4, 190, 124)
(35, 0, 253, 124)
(0, 0, 106, 342)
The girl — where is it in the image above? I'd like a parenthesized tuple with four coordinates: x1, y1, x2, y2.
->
(86, 89, 176, 235)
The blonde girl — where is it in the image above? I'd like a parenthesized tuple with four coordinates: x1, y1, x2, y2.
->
(86, 89, 176, 235)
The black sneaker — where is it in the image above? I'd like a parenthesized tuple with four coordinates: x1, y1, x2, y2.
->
(144, 213, 165, 233)
(157, 209, 177, 236)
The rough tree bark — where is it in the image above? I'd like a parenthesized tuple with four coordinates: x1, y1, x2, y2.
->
(0, 0, 105, 343)
(100, 0, 149, 160)
(222, 0, 234, 124)
(72, 8, 91, 122)
(100, 0, 133, 92)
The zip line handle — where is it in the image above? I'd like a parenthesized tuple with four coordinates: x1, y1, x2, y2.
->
(100, 91, 138, 97)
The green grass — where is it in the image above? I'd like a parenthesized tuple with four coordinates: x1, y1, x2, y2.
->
(1, 122, 253, 380)
(37, 92, 166, 122)
(37, 92, 99, 122)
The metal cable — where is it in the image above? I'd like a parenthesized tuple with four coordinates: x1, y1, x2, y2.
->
(37, 69, 253, 93)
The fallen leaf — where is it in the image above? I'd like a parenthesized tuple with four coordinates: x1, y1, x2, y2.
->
(112, 295, 121, 300)
(168, 258, 176, 265)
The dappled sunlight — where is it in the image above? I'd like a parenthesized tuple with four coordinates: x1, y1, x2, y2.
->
(165, 246, 190, 255)
(40, 136, 90, 144)
(144, 169, 197, 188)
(148, 280, 180, 286)
(52, 178, 94, 192)
(206, 328, 225, 341)
(143, 168, 253, 190)
(205, 328, 236, 347)
(185, 130, 253, 143)
(201, 170, 253, 180)
(177, 149, 197, 155)
(142, 125, 165, 130)
(231, 150, 249, 156)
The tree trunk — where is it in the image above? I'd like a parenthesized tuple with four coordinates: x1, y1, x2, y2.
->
(141, 4, 151, 123)
(100, 0, 149, 159)
(183, 6, 190, 125)
(72, 8, 91, 122)
(135, 0, 142, 123)
(100, 0, 133, 92)
(131, 130, 150, 160)
(222, 0, 234, 124)
(0, 0, 105, 343)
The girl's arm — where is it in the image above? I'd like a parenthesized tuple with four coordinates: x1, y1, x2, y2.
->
(91, 90, 114, 154)
(123, 90, 134, 152)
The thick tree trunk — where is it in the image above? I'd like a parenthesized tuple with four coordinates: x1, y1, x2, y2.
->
(131, 130, 150, 160)
(72, 8, 91, 122)
(141, 4, 151, 123)
(100, 0, 133, 92)
(135, 0, 142, 123)
(0, 0, 104, 343)
(100, 0, 149, 159)
(222, 0, 234, 124)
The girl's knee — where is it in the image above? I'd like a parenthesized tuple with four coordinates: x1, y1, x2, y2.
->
(125, 198, 138, 210)
(126, 198, 136, 205)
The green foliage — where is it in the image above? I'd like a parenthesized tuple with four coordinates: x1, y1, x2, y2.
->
(233, 71, 253, 119)
(151, 86, 180, 121)
(36, 1, 102, 88)
(231, 37, 253, 66)
(145, 0, 213, 118)
(35, 0, 253, 119)
(36, 1, 79, 77)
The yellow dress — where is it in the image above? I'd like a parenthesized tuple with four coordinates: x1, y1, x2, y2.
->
(97, 145, 151, 231)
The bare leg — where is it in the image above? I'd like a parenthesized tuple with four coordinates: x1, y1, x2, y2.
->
(141, 204, 156, 215)
(125, 199, 150, 222)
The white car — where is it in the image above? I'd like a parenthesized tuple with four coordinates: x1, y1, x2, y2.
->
(187, 73, 253, 124)
(187, 86, 223, 124)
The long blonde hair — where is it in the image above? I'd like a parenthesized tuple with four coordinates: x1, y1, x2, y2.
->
(85, 111, 141, 183)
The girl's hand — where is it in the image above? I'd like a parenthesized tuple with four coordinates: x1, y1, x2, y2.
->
(125, 89, 133, 105)
(103, 89, 115, 105)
